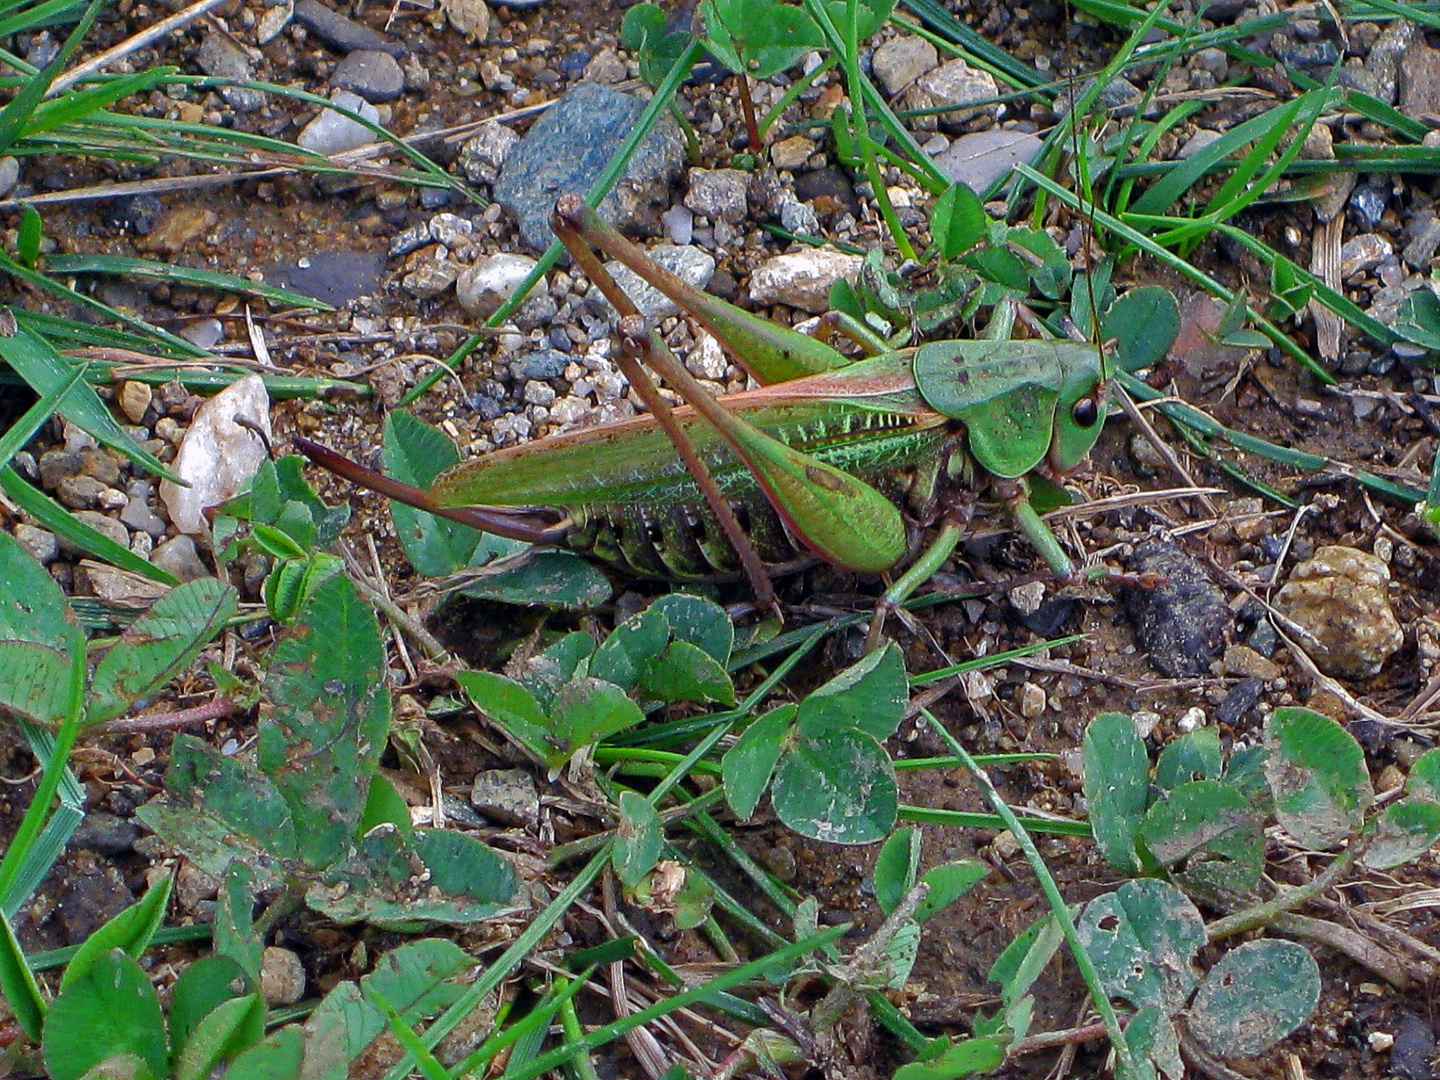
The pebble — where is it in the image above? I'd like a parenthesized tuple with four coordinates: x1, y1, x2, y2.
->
(38, 448, 80, 488)
(260, 946, 306, 1006)
(194, 32, 265, 113)
(778, 195, 820, 237)
(494, 81, 685, 253)
(402, 258, 461, 300)
(1221, 643, 1281, 681)
(1177, 128, 1224, 160)
(933, 128, 1043, 194)
(600, 244, 716, 320)
(0, 155, 20, 199)
(683, 167, 749, 224)
(297, 89, 382, 156)
(118, 380, 152, 423)
(1274, 545, 1403, 679)
(661, 204, 694, 245)
(457, 122, 517, 187)
(151, 535, 210, 581)
(1390, 1013, 1436, 1080)
(1215, 677, 1264, 726)
(329, 48, 405, 103)
(56, 475, 111, 510)
(136, 206, 216, 256)
(905, 58, 999, 133)
(180, 318, 225, 350)
(443, 0, 489, 40)
(686, 332, 728, 380)
(64, 511, 129, 553)
(1018, 682, 1046, 718)
(583, 47, 627, 85)
(14, 523, 58, 564)
(748, 248, 862, 313)
(1398, 41, 1440, 122)
(769, 135, 814, 171)
(120, 487, 167, 538)
(456, 251, 540, 318)
(1402, 211, 1440, 269)
(69, 811, 139, 855)
(1350, 184, 1387, 228)
(293, 0, 405, 57)
(1120, 539, 1230, 677)
(871, 35, 938, 97)
(470, 768, 540, 828)
(255, 0, 292, 45)
(159, 374, 272, 536)
(1340, 232, 1393, 277)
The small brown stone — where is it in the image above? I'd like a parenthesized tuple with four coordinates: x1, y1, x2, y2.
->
(118, 380, 153, 424)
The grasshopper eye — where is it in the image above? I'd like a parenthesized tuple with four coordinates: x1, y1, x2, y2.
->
(1071, 395, 1101, 428)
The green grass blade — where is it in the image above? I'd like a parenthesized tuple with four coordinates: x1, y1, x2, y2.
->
(0, 360, 85, 467)
(0, 0, 102, 152)
(0, 321, 172, 477)
(23, 69, 172, 135)
(0, 909, 45, 1040)
(0, 466, 181, 583)
(45, 254, 336, 311)
(900, 0, 1045, 88)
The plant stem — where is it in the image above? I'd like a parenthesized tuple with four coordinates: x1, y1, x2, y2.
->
(737, 71, 761, 151)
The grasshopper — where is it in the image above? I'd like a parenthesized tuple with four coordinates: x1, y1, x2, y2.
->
(296, 195, 1108, 616)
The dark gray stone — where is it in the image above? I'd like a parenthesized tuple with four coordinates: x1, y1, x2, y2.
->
(195, 32, 265, 112)
(494, 81, 685, 253)
(1391, 1013, 1436, 1080)
(262, 251, 386, 306)
(933, 128, 1043, 195)
(70, 812, 140, 856)
(330, 48, 405, 103)
(509, 348, 569, 382)
(294, 0, 406, 57)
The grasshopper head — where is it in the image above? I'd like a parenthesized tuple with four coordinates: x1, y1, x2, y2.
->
(1048, 346, 1108, 474)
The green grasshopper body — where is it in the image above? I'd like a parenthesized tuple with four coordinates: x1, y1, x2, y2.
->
(297, 196, 1108, 599)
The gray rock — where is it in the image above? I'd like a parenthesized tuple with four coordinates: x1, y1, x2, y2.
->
(297, 89, 382, 156)
(151, 535, 210, 582)
(1399, 40, 1440, 122)
(120, 485, 167, 537)
(389, 220, 432, 257)
(748, 248, 862, 313)
(778, 195, 819, 237)
(933, 128, 1043, 193)
(457, 122, 518, 186)
(180, 318, 225, 350)
(329, 48, 404, 103)
(443, 0, 490, 41)
(600, 244, 716, 320)
(509, 348, 569, 381)
(70, 812, 140, 855)
(1340, 232, 1393, 277)
(195, 32, 266, 112)
(256, 0, 293, 45)
(1177, 128, 1224, 160)
(904, 57, 999, 133)
(428, 212, 474, 249)
(262, 251, 386, 305)
(63, 511, 130, 554)
(470, 768, 539, 828)
(1363, 18, 1417, 105)
(57, 474, 108, 510)
(14, 523, 58, 564)
(494, 81, 685, 253)
(1402, 210, 1440, 269)
(683, 167, 749, 223)
(401, 258, 461, 299)
(0, 155, 20, 199)
(1275, 546, 1402, 679)
(38, 448, 80, 490)
(294, 0, 405, 57)
(871, 35, 937, 97)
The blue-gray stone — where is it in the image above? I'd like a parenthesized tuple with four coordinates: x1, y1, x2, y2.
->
(509, 348, 570, 382)
(494, 81, 685, 253)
